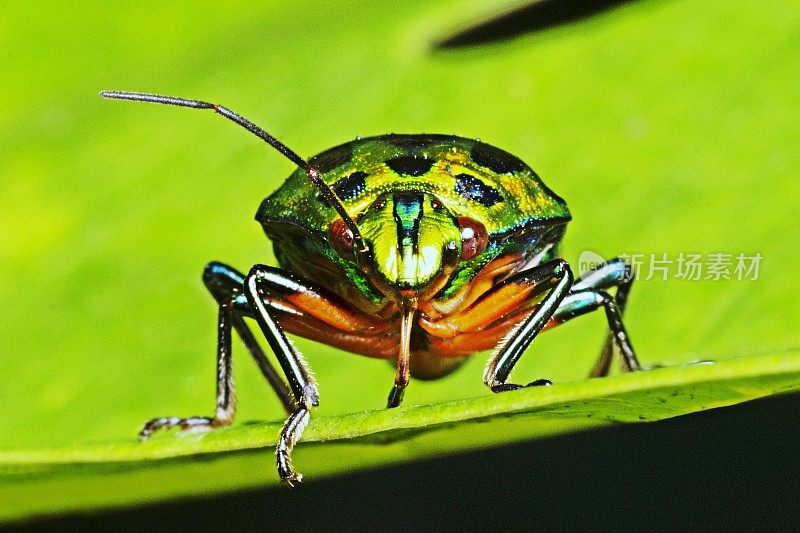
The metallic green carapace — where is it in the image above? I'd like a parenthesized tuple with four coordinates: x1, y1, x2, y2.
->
(102, 91, 641, 485)
(259, 135, 571, 302)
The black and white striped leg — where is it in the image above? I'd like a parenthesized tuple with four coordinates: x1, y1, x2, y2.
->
(483, 259, 574, 391)
(140, 301, 236, 439)
(551, 289, 639, 374)
(204, 262, 294, 413)
(245, 264, 319, 485)
(566, 258, 637, 376)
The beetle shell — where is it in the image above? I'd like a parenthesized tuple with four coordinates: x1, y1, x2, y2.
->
(257, 134, 571, 305)
(258, 134, 569, 237)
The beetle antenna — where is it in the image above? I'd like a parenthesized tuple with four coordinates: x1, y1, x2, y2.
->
(100, 91, 367, 253)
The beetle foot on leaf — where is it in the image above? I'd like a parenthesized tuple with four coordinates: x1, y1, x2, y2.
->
(139, 416, 223, 440)
(527, 378, 553, 387)
(276, 407, 310, 487)
(490, 379, 552, 393)
(281, 472, 303, 487)
(387, 384, 406, 408)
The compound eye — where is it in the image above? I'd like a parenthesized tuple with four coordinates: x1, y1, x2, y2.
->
(457, 217, 488, 260)
(329, 218, 355, 259)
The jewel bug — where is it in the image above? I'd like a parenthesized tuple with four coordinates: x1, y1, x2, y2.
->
(101, 91, 641, 484)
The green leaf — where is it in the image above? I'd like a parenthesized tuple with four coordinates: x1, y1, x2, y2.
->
(2, 352, 799, 519)
(1, 0, 798, 522)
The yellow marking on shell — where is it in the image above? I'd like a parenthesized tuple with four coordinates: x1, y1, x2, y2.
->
(420, 245, 441, 279)
(401, 246, 416, 281)
(443, 149, 469, 166)
(398, 244, 441, 283)
(384, 246, 399, 281)
(320, 145, 565, 235)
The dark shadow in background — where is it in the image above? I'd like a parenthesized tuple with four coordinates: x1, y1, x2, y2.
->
(436, 0, 638, 49)
(15, 391, 800, 531)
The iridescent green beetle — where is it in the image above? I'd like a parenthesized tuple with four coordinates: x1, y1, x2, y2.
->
(102, 91, 641, 484)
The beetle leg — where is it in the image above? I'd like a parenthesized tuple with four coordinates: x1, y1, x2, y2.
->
(139, 262, 297, 439)
(387, 306, 415, 408)
(245, 264, 319, 485)
(566, 258, 637, 376)
(549, 289, 638, 375)
(203, 262, 294, 412)
(483, 259, 573, 391)
(140, 300, 237, 438)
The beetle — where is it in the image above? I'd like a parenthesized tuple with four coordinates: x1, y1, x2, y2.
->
(101, 91, 641, 484)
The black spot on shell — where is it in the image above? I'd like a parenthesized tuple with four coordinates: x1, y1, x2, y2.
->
(385, 155, 436, 177)
(470, 142, 526, 174)
(454, 173, 504, 206)
(308, 142, 354, 174)
(332, 171, 368, 201)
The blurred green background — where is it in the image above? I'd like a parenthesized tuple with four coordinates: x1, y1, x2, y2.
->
(1, 0, 799, 520)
